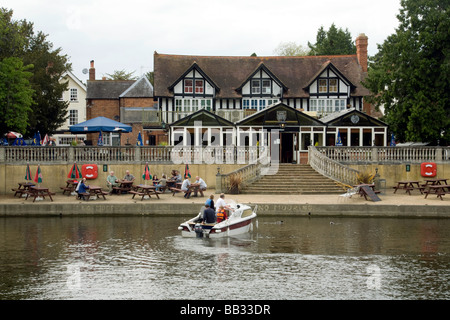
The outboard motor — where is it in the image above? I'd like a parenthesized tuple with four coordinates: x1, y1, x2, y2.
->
(194, 224, 203, 238)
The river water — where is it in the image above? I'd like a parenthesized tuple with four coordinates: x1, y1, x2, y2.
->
(0, 215, 449, 300)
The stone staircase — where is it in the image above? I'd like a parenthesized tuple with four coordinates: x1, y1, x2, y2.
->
(240, 163, 345, 195)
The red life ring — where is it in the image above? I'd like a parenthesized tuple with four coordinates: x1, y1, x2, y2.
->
(421, 162, 436, 177)
(82, 164, 98, 179)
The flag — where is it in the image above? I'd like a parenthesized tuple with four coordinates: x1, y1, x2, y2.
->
(34, 164, 43, 184)
(137, 131, 143, 146)
(142, 162, 151, 181)
(68, 163, 82, 179)
(97, 131, 103, 146)
(24, 163, 32, 181)
(42, 134, 49, 146)
(390, 133, 396, 147)
(32, 131, 41, 146)
(184, 163, 191, 179)
(12, 137, 27, 146)
(336, 131, 343, 146)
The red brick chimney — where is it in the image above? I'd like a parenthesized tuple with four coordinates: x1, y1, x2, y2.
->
(89, 60, 95, 81)
(356, 33, 368, 72)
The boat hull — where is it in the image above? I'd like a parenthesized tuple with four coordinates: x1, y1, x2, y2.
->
(178, 204, 257, 238)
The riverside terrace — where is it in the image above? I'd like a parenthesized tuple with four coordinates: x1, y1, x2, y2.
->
(0, 145, 449, 197)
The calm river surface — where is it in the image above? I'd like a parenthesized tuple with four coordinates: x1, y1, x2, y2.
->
(0, 215, 449, 300)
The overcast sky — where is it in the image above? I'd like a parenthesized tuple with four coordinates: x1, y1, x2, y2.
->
(3, 0, 402, 82)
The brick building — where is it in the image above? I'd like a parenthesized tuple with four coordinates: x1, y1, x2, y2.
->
(86, 61, 167, 146)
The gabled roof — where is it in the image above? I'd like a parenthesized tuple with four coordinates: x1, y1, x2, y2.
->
(168, 62, 220, 92)
(120, 76, 153, 98)
(154, 52, 369, 99)
(237, 102, 325, 127)
(61, 71, 86, 91)
(170, 108, 235, 127)
(304, 61, 355, 90)
(236, 62, 288, 92)
(321, 108, 387, 127)
(86, 80, 135, 99)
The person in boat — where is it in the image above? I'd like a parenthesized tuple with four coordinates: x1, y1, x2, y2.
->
(205, 194, 215, 211)
(216, 205, 228, 223)
(215, 193, 231, 213)
(181, 177, 192, 198)
(202, 203, 216, 224)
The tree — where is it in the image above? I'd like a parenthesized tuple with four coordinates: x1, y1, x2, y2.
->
(0, 7, 71, 136)
(363, 0, 449, 144)
(0, 57, 34, 135)
(105, 69, 137, 80)
(274, 41, 310, 56)
(308, 23, 356, 55)
(24, 31, 71, 134)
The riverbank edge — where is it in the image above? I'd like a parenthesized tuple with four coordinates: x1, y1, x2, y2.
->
(1, 202, 449, 218)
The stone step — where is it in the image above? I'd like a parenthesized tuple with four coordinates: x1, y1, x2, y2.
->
(241, 163, 345, 195)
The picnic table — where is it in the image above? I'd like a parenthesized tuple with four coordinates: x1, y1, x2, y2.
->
(424, 184, 450, 201)
(129, 184, 162, 200)
(422, 178, 448, 187)
(353, 184, 381, 201)
(61, 179, 79, 196)
(393, 180, 424, 195)
(12, 182, 35, 197)
(26, 186, 55, 202)
(112, 180, 134, 194)
(78, 186, 108, 201)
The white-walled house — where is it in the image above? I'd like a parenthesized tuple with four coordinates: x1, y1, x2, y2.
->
(53, 71, 87, 145)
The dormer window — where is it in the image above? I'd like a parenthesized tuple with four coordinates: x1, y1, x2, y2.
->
(318, 79, 327, 93)
(262, 80, 271, 94)
(195, 80, 204, 93)
(184, 79, 193, 93)
(329, 79, 338, 93)
(251, 80, 260, 94)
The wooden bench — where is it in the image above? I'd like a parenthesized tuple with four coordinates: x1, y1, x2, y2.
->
(77, 192, 90, 201)
(12, 188, 25, 197)
(170, 188, 184, 196)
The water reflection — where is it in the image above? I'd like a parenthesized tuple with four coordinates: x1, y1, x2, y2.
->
(0, 216, 449, 299)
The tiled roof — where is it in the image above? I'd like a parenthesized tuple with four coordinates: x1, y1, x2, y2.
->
(153, 53, 369, 99)
(86, 80, 136, 99)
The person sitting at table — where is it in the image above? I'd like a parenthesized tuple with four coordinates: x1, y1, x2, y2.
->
(194, 176, 207, 196)
(106, 171, 119, 194)
(181, 177, 192, 198)
(123, 170, 135, 182)
(155, 174, 167, 192)
(216, 205, 228, 223)
(152, 174, 158, 186)
(175, 170, 182, 183)
(76, 178, 89, 200)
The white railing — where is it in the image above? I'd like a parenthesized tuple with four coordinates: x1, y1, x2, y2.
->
(0, 145, 266, 165)
(308, 146, 359, 186)
(316, 146, 449, 163)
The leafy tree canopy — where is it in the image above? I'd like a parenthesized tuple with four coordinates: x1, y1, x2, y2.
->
(0, 7, 71, 137)
(105, 69, 137, 80)
(363, 0, 450, 144)
(273, 41, 310, 56)
(308, 23, 356, 56)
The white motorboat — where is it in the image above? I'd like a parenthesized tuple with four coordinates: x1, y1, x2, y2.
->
(178, 203, 257, 238)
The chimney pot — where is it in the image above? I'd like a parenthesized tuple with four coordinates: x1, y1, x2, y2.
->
(89, 60, 95, 81)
